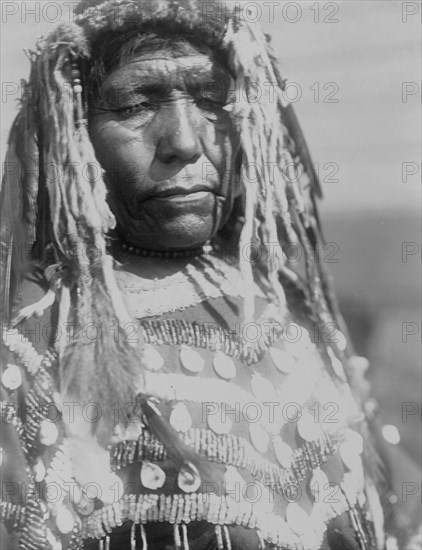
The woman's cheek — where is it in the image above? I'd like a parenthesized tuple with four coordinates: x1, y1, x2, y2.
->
(91, 124, 152, 185)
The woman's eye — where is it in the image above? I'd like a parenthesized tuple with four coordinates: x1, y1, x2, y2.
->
(196, 97, 233, 123)
(116, 101, 156, 115)
(196, 98, 221, 111)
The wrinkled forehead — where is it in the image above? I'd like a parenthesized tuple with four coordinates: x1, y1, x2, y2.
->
(89, 31, 232, 95)
(100, 53, 231, 94)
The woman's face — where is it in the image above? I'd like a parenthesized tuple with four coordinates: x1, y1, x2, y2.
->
(88, 43, 239, 251)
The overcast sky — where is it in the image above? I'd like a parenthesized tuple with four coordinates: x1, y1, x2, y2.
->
(1, 1, 420, 215)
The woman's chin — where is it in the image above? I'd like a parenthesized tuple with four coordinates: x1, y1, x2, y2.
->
(113, 194, 222, 250)
(119, 216, 215, 251)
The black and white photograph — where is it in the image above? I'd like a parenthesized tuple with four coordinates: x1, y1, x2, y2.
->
(1, 1, 421, 549)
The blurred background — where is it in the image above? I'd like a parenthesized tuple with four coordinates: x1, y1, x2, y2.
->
(1, 1, 421, 463)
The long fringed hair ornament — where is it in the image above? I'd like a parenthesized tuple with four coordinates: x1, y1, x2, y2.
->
(1, 0, 366, 488)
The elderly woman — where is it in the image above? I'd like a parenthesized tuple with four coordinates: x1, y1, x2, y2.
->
(0, 1, 419, 549)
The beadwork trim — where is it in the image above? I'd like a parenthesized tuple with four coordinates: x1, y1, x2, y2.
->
(110, 427, 340, 494)
(17, 467, 48, 550)
(0, 500, 26, 530)
(2, 327, 44, 375)
(1, 401, 19, 424)
(139, 318, 282, 365)
(22, 390, 52, 458)
(21, 363, 59, 459)
(44, 444, 75, 500)
(80, 475, 358, 548)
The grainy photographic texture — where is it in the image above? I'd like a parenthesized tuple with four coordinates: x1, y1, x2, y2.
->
(1, 1, 421, 549)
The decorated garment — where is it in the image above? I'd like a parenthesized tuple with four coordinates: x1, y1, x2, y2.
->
(1, 252, 413, 550)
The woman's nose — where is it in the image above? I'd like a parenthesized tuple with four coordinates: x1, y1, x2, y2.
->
(155, 99, 203, 165)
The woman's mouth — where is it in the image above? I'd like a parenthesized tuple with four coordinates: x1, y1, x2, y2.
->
(150, 185, 215, 199)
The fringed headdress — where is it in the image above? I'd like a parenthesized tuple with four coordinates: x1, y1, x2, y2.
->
(1, 0, 352, 476)
(71, 0, 346, 330)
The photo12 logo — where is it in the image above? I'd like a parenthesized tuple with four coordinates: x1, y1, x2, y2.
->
(201, 1, 341, 25)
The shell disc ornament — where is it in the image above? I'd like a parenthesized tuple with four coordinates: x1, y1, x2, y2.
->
(170, 402, 192, 433)
(39, 420, 59, 446)
(207, 409, 233, 435)
(269, 347, 296, 374)
(2, 364, 22, 391)
(213, 351, 236, 379)
(141, 344, 164, 371)
(273, 436, 293, 469)
(180, 345, 204, 373)
(55, 506, 74, 534)
(297, 409, 322, 442)
(140, 461, 166, 490)
(177, 463, 201, 493)
(309, 468, 330, 501)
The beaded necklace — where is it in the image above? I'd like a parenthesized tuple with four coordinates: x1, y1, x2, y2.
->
(119, 240, 210, 259)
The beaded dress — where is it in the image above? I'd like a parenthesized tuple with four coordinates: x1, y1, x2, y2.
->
(1, 250, 392, 550)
